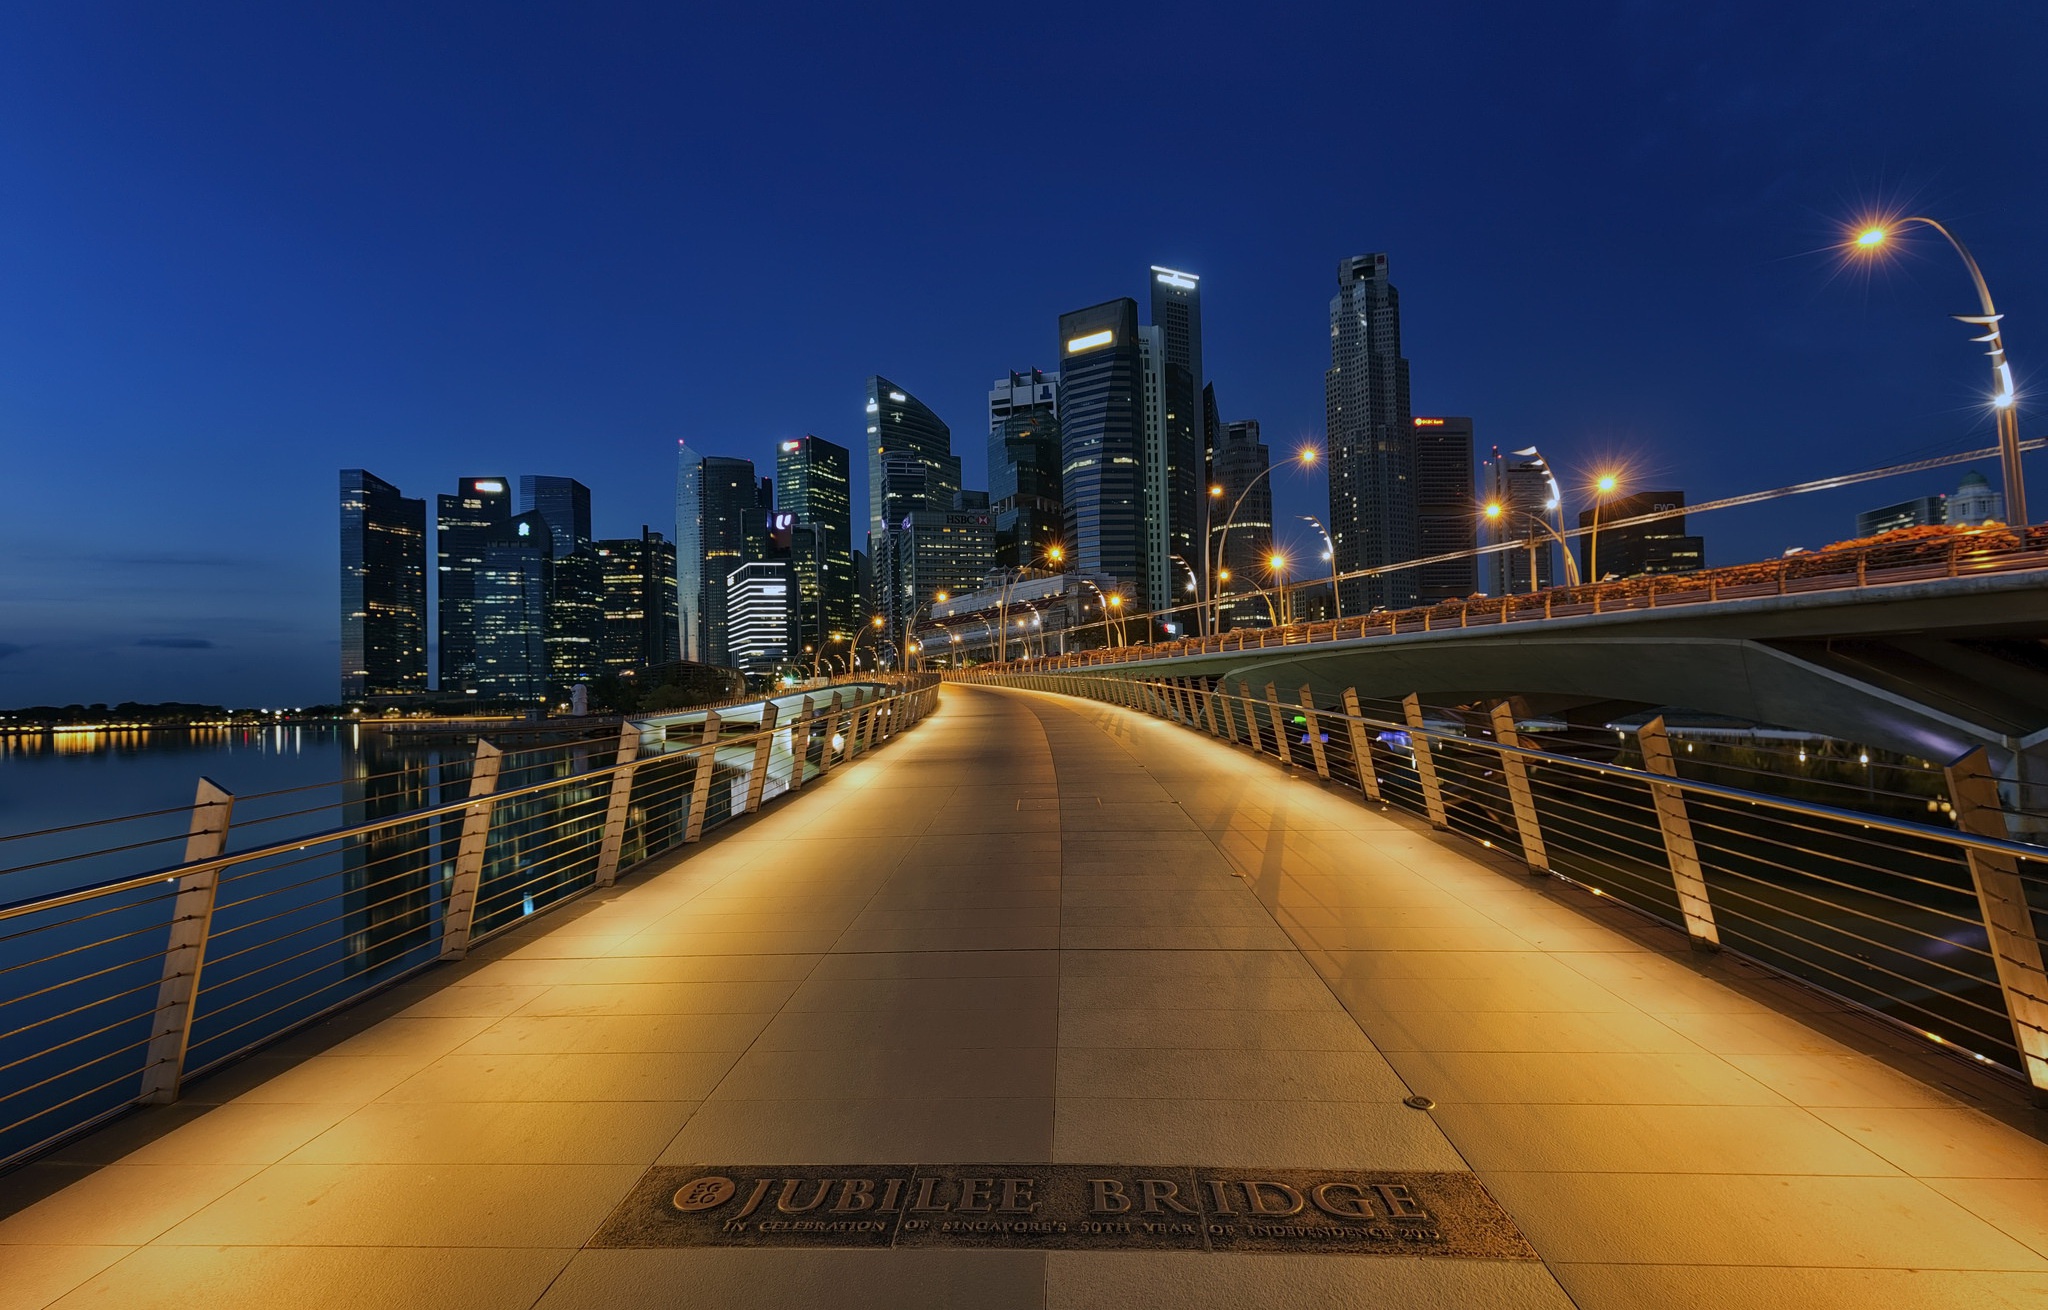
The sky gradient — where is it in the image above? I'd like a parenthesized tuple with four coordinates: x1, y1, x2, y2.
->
(2, 2, 2044, 705)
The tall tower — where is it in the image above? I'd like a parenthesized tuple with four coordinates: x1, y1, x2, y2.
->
(1138, 324, 1173, 613)
(339, 469, 427, 702)
(775, 435, 855, 649)
(1211, 420, 1272, 630)
(675, 443, 705, 662)
(1413, 416, 1477, 602)
(865, 376, 956, 548)
(1058, 298, 1148, 607)
(435, 476, 511, 694)
(987, 369, 1063, 570)
(699, 456, 760, 668)
(1325, 253, 1416, 613)
(1149, 267, 1204, 600)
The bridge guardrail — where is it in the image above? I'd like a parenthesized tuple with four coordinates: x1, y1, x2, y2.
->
(0, 676, 940, 1172)
(969, 670, 2048, 1101)
(970, 525, 2048, 671)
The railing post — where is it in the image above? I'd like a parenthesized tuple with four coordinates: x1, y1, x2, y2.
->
(1239, 680, 1263, 754)
(1403, 694, 1448, 828)
(787, 697, 814, 793)
(1945, 747, 2048, 1094)
(1637, 716, 1720, 950)
(594, 721, 641, 887)
(864, 691, 886, 749)
(1341, 689, 1381, 801)
(1202, 679, 1222, 738)
(817, 693, 844, 778)
(1298, 686, 1330, 779)
(440, 740, 502, 961)
(1264, 683, 1290, 764)
(683, 713, 722, 843)
(844, 690, 869, 761)
(139, 777, 234, 1104)
(1488, 702, 1548, 874)
(745, 702, 779, 812)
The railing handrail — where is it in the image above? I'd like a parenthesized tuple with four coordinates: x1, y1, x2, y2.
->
(1016, 674, 2046, 864)
(0, 678, 934, 926)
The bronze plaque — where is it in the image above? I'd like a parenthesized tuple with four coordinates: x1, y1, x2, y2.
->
(591, 1163, 1534, 1259)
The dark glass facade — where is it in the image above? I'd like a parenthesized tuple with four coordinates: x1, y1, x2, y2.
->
(1149, 268, 1204, 603)
(1325, 253, 1417, 612)
(1413, 416, 1477, 602)
(435, 476, 512, 695)
(474, 511, 552, 705)
(1578, 491, 1705, 581)
(1058, 298, 1148, 605)
(988, 369, 1063, 570)
(866, 375, 957, 547)
(339, 469, 428, 701)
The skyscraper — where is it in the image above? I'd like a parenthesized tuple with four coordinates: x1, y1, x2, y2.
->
(473, 511, 552, 705)
(1059, 298, 1149, 607)
(1149, 267, 1204, 602)
(1855, 494, 1946, 538)
(1325, 253, 1416, 613)
(775, 435, 855, 649)
(988, 370, 1063, 570)
(520, 476, 603, 688)
(675, 443, 705, 662)
(866, 376, 956, 547)
(339, 469, 428, 702)
(1137, 323, 1173, 612)
(1484, 447, 1560, 595)
(1211, 420, 1272, 630)
(1413, 416, 1477, 602)
(596, 527, 680, 675)
(435, 476, 511, 695)
(725, 558, 796, 676)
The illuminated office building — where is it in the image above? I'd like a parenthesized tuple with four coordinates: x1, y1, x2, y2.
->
(596, 527, 680, 675)
(1413, 416, 1476, 602)
(1058, 298, 1149, 607)
(435, 476, 512, 694)
(865, 376, 958, 548)
(339, 469, 428, 701)
(1149, 266, 1204, 601)
(776, 435, 856, 650)
(1325, 253, 1417, 612)
(473, 511, 552, 705)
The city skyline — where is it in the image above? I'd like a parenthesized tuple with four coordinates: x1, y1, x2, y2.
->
(3, 7, 2044, 704)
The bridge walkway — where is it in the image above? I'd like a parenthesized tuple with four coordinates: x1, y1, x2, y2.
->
(2, 683, 2045, 1308)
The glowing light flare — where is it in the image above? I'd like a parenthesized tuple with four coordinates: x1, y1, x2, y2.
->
(1596, 474, 1619, 494)
(1855, 226, 1888, 248)
(1482, 501, 1504, 520)
(1297, 446, 1319, 465)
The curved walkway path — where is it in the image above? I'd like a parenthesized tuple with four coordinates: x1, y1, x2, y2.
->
(3, 684, 2046, 1308)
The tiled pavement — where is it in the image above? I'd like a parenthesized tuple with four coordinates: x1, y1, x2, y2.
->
(3, 683, 2046, 1308)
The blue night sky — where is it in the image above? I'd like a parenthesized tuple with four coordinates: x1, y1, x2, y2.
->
(1, 2, 2043, 706)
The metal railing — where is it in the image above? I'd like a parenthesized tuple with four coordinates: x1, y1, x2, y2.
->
(0, 676, 940, 1171)
(962, 668, 2048, 1099)
(972, 525, 2048, 671)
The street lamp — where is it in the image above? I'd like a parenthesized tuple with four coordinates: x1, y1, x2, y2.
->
(1267, 552, 1290, 626)
(1297, 514, 1340, 621)
(1851, 217, 2026, 526)
(1586, 473, 1620, 584)
(849, 614, 884, 672)
(1213, 445, 1320, 635)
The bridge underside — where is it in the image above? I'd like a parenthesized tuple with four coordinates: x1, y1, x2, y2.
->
(2, 685, 2044, 1308)
(1127, 573, 2048, 769)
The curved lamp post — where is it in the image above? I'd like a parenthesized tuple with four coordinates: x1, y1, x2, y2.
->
(1297, 514, 1340, 620)
(1213, 445, 1319, 634)
(1585, 473, 1620, 584)
(1854, 218, 2026, 526)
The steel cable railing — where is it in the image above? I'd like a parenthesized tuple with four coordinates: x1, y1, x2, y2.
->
(0, 676, 939, 1171)
(970, 668, 2048, 1093)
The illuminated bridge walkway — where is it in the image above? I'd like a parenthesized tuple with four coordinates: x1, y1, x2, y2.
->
(5, 685, 2048, 1308)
